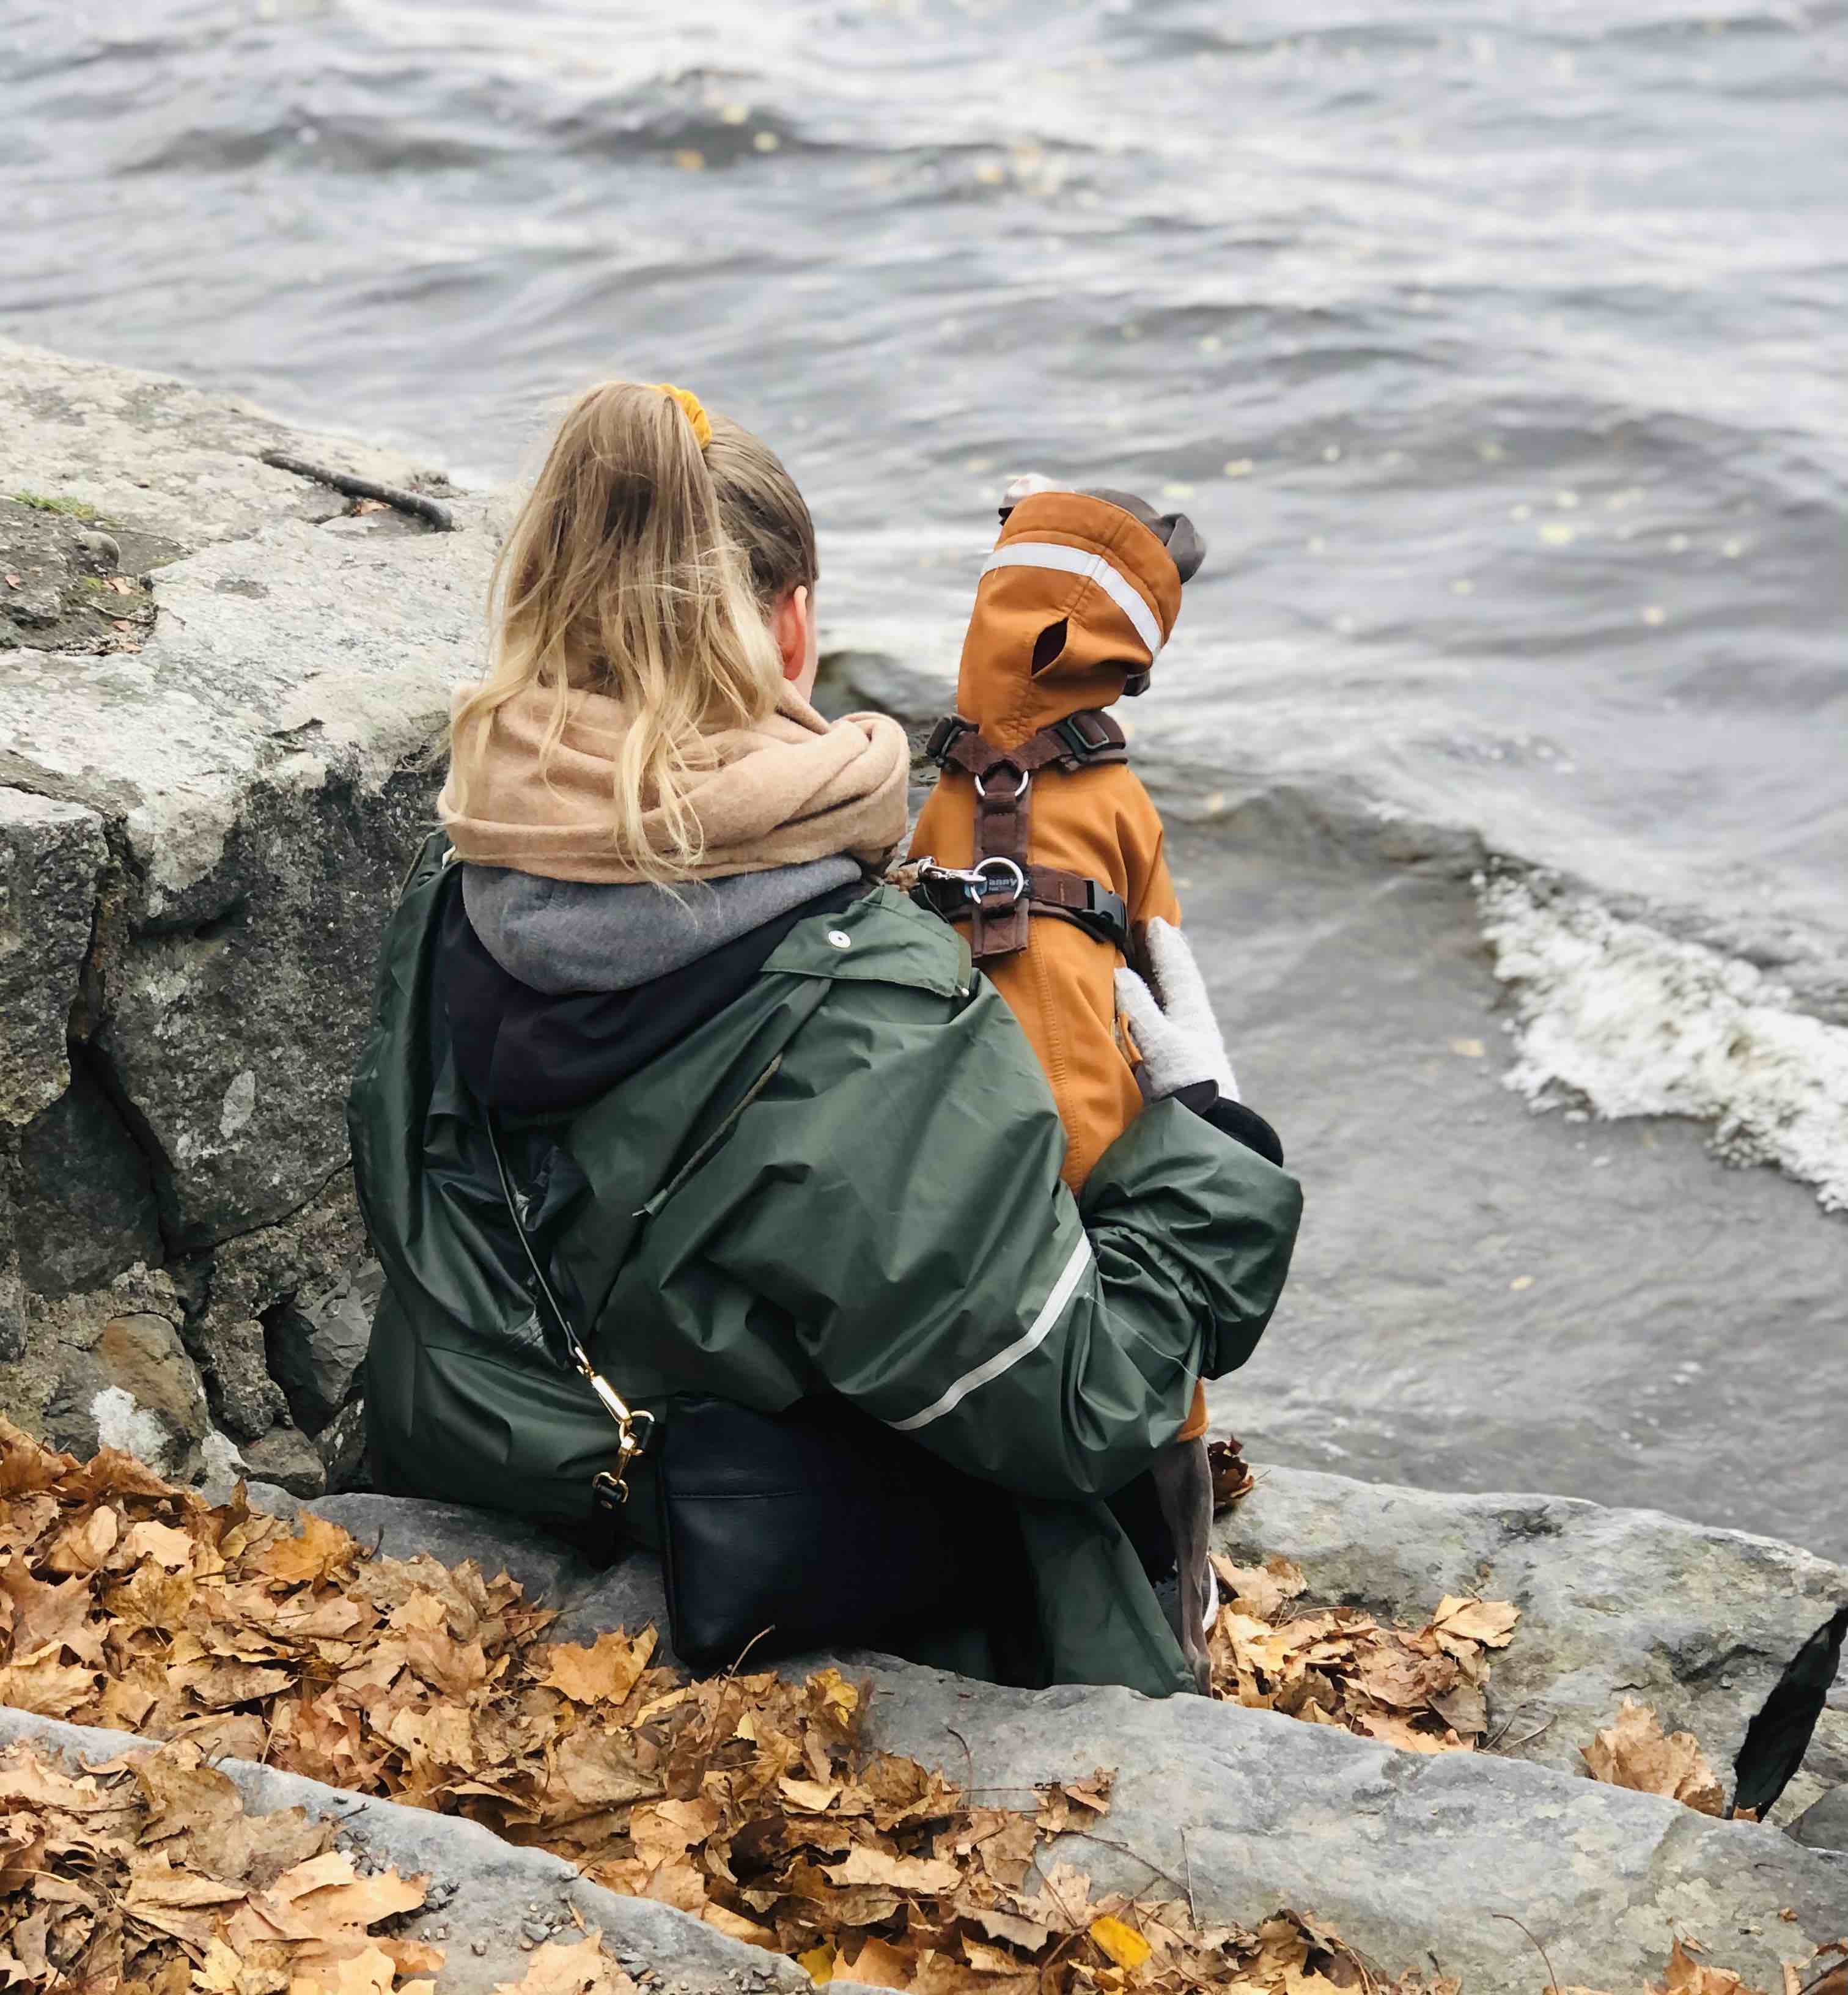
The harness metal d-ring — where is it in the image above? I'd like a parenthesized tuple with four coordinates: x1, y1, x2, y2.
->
(969, 856, 1027, 905)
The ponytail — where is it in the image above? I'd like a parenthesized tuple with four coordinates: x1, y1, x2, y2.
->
(452, 380, 804, 883)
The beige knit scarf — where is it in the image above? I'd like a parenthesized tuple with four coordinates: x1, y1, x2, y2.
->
(437, 677, 910, 883)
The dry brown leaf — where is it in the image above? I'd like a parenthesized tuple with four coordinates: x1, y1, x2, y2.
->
(849, 1935, 918, 1989)
(493, 1929, 639, 1995)
(541, 1626, 657, 1705)
(1429, 1597, 1521, 1650)
(1207, 1436, 1254, 1512)
(253, 1514, 361, 1587)
(1582, 1701, 1726, 1816)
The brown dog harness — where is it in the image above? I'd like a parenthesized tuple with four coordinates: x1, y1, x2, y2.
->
(912, 711, 1133, 963)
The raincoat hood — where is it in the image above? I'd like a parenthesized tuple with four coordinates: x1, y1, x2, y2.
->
(951, 488, 1203, 751)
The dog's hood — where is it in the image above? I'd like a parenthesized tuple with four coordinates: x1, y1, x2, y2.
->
(951, 488, 1200, 751)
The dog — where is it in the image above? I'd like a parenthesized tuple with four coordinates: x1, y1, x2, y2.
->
(907, 474, 1227, 1691)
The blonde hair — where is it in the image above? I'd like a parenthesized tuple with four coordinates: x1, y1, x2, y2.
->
(452, 381, 818, 882)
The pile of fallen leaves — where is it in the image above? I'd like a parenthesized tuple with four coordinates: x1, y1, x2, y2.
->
(0, 1737, 440, 1992)
(0, 1421, 1440, 1994)
(1206, 1553, 1520, 1752)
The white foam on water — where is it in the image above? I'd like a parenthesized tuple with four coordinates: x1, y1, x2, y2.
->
(1480, 876, 1848, 1214)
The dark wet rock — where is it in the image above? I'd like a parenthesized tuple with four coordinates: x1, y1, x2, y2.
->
(314, 1393, 371, 1493)
(0, 788, 106, 1130)
(188, 1311, 287, 1441)
(266, 1256, 380, 1433)
(0, 496, 164, 652)
(14, 1057, 163, 1296)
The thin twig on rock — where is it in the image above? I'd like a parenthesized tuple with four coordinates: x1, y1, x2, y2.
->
(260, 449, 454, 530)
(1492, 1912, 1561, 1993)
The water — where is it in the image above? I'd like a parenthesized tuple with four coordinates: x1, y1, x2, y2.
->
(4, 1, 1846, 1538)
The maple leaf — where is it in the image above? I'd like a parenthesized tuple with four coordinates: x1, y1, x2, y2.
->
(119, 1518, 197, 1571)
(43, 1504, 121, 1575)
(253, 1514, 360, 1587)
(1581, 1700, 1726, 1816)
(1209, 1554, 1306, 1623)
(540, 1626, 657, 1705)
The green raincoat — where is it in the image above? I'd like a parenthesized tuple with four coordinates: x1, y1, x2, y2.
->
(349, 835, 1302, 1697)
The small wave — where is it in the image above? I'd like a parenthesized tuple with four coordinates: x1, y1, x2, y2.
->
(116, 116, 504, 177)
(1481, 872, 1848, 1214)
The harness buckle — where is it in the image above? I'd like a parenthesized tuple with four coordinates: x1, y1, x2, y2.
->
(913, 856, 1028, 908)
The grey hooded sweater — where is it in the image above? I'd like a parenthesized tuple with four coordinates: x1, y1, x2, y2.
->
(460, 856, 864, 996)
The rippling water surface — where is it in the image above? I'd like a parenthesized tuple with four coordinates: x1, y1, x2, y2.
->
(6, 0, 1846, 972)
(4, 1, 1846, 1537)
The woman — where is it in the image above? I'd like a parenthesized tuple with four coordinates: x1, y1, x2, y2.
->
(348, 380, 1301, 1698)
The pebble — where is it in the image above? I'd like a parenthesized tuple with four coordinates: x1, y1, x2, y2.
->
(523, 1919, 553, 1944)
(472, 1940, 488, 1956)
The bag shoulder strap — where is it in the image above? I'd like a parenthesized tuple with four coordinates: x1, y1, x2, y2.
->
(484, 1113, 653, 1509)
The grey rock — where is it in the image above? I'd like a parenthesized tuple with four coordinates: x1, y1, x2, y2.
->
(14, 1057, 163, 1295)
(0, 787, 106, 1129)
(849, 1661, 1846, 1994)
(1, 336, 492, 1277)
(190, 1312, 288, 1441)
(1215, 1464, 1848, 1823)
(1789, 1784, 1848, 1853)
(175, 1173, 368, 1442)
(0, 1708, 815, 1995)
(267, 1257, 381, 1431)
(0, 1174, 24, 1364)
(316, 1394, 372, 1493)
(240, 1422, 328, 1498)
(43, 1306, 210, 1475)
(72, 527, 120, 570)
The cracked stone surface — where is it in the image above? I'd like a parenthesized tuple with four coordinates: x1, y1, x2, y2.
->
(0, 1710, 821, 1995)
(0, 786, 106, 1129)
(1, 336, 498, 1460)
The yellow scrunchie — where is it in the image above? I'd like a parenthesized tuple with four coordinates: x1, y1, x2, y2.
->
(650, 382, 712, 451)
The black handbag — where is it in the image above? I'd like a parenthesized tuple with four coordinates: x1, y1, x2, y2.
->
(653, 1392, 990, 1670)
(487, 1118, 987, 1670)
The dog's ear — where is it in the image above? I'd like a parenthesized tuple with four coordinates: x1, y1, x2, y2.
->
(1080, 488, 1207, 584)
(1158, 512, 1205, 584)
